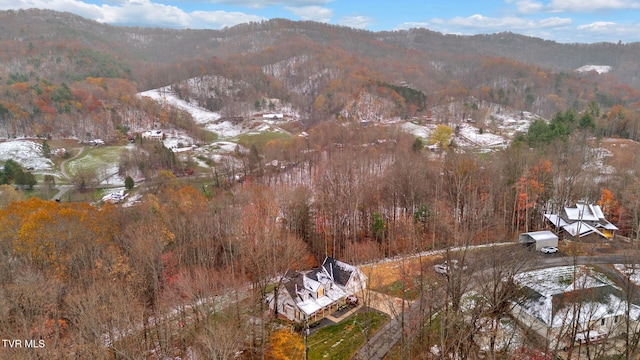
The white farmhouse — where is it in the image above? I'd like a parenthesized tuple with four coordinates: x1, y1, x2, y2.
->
(268, 257, 367, 323)
(262, 113, 284, 120)
(142, 130, 164, 141)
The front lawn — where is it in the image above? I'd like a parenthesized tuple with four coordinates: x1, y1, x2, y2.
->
(235, 131, 290, 148)
(65, 145, 129, 183)
(307, 310, 388, 360)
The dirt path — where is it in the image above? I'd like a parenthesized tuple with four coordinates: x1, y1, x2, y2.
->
(59, 146, 84, 181)
(51, 146, 84, 200)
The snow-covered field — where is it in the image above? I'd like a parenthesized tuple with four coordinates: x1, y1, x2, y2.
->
(66, 145, 129, 185)
(575, 65, 612, 74)
(614, 264, 640, 286)
(139, 82, 294, 140)
(401, 119, 516, 151)
(137, 81, 302, 172)
(139, 87, 221, 126)
(0, 140, 55, 172)
(400, 122, 435, 139)
(456, 123, 508, 148)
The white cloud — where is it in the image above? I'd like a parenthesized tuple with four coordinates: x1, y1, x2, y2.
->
(430, 14, 571, 31)
(0, 0, 103, 20)
(190, 11, 265, 29)
(338, 15, 373, 29)
(0, 0, 265, 29)
(98, 0, 191, 27)
(202, 0, 333, 8)
(509, 0, 640, 13)
(512, 0, 545, 13)
(576, 20, 640, 40)
(285, 5, 332, 22)
(394, 22, 431, 31)
(549, 0, 640, 11)
(395, 15, 580, 42)
(577, 21, 618, 31)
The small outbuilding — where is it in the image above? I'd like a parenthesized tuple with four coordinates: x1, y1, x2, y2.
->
(519, 230, 559, 250)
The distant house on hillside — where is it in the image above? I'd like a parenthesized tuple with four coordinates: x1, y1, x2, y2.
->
(512, 265, 640, 348)
(262, 113, 284, 120)
(267, 257, 367, 323)
(544, 201, 618, 241)
(142, 130, 164, 141)
(87, 139, 105, 146)
(102, 190, 126, 204)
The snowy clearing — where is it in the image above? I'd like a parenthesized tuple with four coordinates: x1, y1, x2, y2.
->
(456, 123, 508, 148)
(138, 87, 221, 126)
(614, 264, 640, 286)
(0, 140, 54, 172)
(575, 65, 612, 74)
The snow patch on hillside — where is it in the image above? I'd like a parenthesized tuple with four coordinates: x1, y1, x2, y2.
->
(139, 87, 247, 139)
(456, 123, 507, 148)
(139, 87, 221, 125)
(575, 65, 612, 74)
(401, 122, 435, 139)
(0, 140, 54, 171)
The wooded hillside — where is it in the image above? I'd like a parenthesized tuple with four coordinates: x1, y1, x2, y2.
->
(1, 9, 640, 140)
(2, 9, 640, 359)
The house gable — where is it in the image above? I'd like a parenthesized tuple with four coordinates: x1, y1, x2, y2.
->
(321, 257, 353, 288)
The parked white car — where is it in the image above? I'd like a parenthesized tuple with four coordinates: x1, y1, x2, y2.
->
(540, 246, 559, 254)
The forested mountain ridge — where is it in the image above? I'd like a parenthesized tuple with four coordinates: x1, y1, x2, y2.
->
(378, 28, 640, 82)
(1, 8, 640, 140)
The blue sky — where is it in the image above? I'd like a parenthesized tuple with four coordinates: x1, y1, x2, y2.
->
(2, 0, 640, 43)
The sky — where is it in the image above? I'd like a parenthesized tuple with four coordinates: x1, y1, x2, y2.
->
(2, 0, 640, 44)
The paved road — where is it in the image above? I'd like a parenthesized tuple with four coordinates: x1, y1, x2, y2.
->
(59, 146, 84, 181)
(353, 316, 402, 360)
(50, 146, 84, 200)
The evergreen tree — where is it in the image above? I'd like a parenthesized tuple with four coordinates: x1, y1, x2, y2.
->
(125, 176, 135, 191)
(42, 140, 51, 159)
(2, 159, 21, 183)
(372, 212, 386, 242)
(412, 137, 424, 152)
(14, 169, 36, 190)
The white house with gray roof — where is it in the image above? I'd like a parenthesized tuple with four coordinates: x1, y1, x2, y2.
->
(267, 257, 367, 323)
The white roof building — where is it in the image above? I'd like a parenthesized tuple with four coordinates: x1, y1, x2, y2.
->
(512, 266, 640, 347)
(544, 202, 618, 240)
(268, 257, 367, 323)
(519, 230, 558, 250)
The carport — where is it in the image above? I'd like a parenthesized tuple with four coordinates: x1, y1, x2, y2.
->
(518, 230, 559, 250)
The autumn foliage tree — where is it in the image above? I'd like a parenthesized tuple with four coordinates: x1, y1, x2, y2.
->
(1, 198, 113, 283)
(598, 188, 620, 224)
(266, 329, 304, 360)
(514, 159, 553, 232)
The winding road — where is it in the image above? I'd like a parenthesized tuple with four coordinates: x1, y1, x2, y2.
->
(51, 146, 84, 200)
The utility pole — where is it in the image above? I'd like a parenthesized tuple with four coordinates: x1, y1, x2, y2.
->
(304, 318, 309, 360)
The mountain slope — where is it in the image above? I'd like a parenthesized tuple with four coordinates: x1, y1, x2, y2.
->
(1, 10, 640, 140)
